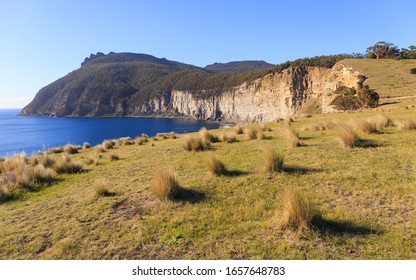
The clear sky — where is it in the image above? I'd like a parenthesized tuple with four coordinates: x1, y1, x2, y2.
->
(0, 0, 415, 108)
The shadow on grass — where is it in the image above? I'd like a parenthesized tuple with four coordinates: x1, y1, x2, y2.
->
(283, 166, 323, 175)
(379, 101, 400, 107)
(223, 169, 250, 177)
(316, 218, 383, 236)
(172, 187, 206, 204)
(356, 139, 380, 148)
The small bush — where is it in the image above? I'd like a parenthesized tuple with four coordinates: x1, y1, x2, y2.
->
(63, 144, 80, 154)
(118, 137, 134, 145)
(279, 187, 321, 233)
(96, 145, 106, 153)
(200, 127, 220, 143)
(396, 118, 416, 130)
(234, 126, 244, 135)
(85, 156, 97, 165)
(334, 124, 359, 148)
(330, 95, 362, 110)
(221, 133, 237, 143)
(156, 133, 169, 140)
(53, 154, 83, 174)
(245, 127, 258, 140)
(183, 136, 210, 152)
(264, 149, 284, 173)
(153, 168, 180, 200)
(82, 142, 90, 149)
(39, 155, 56, 168)
(206, 155, 227, 176)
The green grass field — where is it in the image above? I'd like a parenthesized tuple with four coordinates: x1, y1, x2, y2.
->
(1, 96, 416, 260)
(341, 59, 416, 97)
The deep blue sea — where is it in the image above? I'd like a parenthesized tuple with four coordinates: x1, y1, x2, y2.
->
(0, 109, 219, 157)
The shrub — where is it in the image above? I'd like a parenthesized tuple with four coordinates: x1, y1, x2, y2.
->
(264, 149, 284, 173)
(330, 95, 362, 110)
(53, 154, 83, 174)
(206, 155, 227, 176)
(396, 118, 416, 130)
(234, 126, 244, 135)
(245, 127, 258, 140)
(153, 168, 180, 200)
(221, 133, 237, 143)
(39, 154, 56, 168)
(119, 137, 134, 145)
(334, 124, 359, 148)
(63, 144, 80, 154)
(85, 156, 97, 165)
(279, 187, 320, 233)
(199, 127, 220, 143)
(357, 86, 379, 108)
(183, 136, 210, 152)
(82, 142, 90, 149)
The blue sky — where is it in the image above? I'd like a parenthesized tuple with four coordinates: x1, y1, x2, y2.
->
(0, 0, 415, 108)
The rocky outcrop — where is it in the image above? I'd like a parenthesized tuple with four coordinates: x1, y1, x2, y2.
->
(143, 63, 363, 123)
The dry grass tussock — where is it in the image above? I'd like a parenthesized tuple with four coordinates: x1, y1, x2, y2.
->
(63, 144, 81, 154)
(94, 179, 113, 197)
(245, 127, 258, 140)
(53, 154, 83, 174)
(0, 154, 54, 201)
(82, 142, 90, 149)
(110, 154, 119, 161)
(373, 115, 393, 131)
(259, 123, 272, 132)
(153, 168, 180, 200)
(234, 126, 244, 135)
(200, 127, 220, 143)
(183, 136, 210, 152)
(206, 155, 227, 176)
(279, 187, 321, 234)
(102, 140, 115, 150)
(350, 119, 379, 134)
(264, 149, 284, 173)
(118, 137, 135, 146)
(95, 145, 106, 153)
(283, 124, 301, 148)
(334, 123, 359, 149)
(47, 146, 64, 154)
(395, 118, 416, 130)
(221, 133, 236, 143)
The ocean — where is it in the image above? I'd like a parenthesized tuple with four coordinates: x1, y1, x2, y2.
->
(0, 109, 219, 157)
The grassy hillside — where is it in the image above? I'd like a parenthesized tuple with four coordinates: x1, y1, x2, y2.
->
(341, 59, 416, 97)
(1, 97, 416, 259)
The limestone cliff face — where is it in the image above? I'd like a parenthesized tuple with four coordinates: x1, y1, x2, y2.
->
(147, 63, 363, 123)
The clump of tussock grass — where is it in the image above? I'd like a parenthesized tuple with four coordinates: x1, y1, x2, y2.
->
(350, 119, 379, 134)
(395, 118, 416, 130)
(283, 124, 301, 148)
(234, 125, 244, 135)
(82, 142, 90, 149)
(169, 132, 177, 139)
(258, 131, 267, 140)
(95, 145, 106, 153)
(206, 155, 227, 176)
(183, 136, 210, 152)
(85, 156, 98, 165)
(334, 124, 359, 149)
(118, 137, 134, 146)
(153, 168, 180, 200)
(200, 127, 220, 143)
(245, 127, 258, 140)
(102, 140, 115, 150)
(0, 154, 54, 201)
(278, 187, 321, 234)
(94, 180, 113, 197)
(110, 154, 119, 161)
(53, 154, 83, 174)
(259, 123, 272, 132)
(39, 154, 56, 168)
(264, 149, 284, 173)
(221, 133, 237, 143)
(373, 115, 393, 131)
(300, 122, 327, 132)
(156, 133, 169, 140)
(63, 144, 80, 154)
(48, 146, 63, 154)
